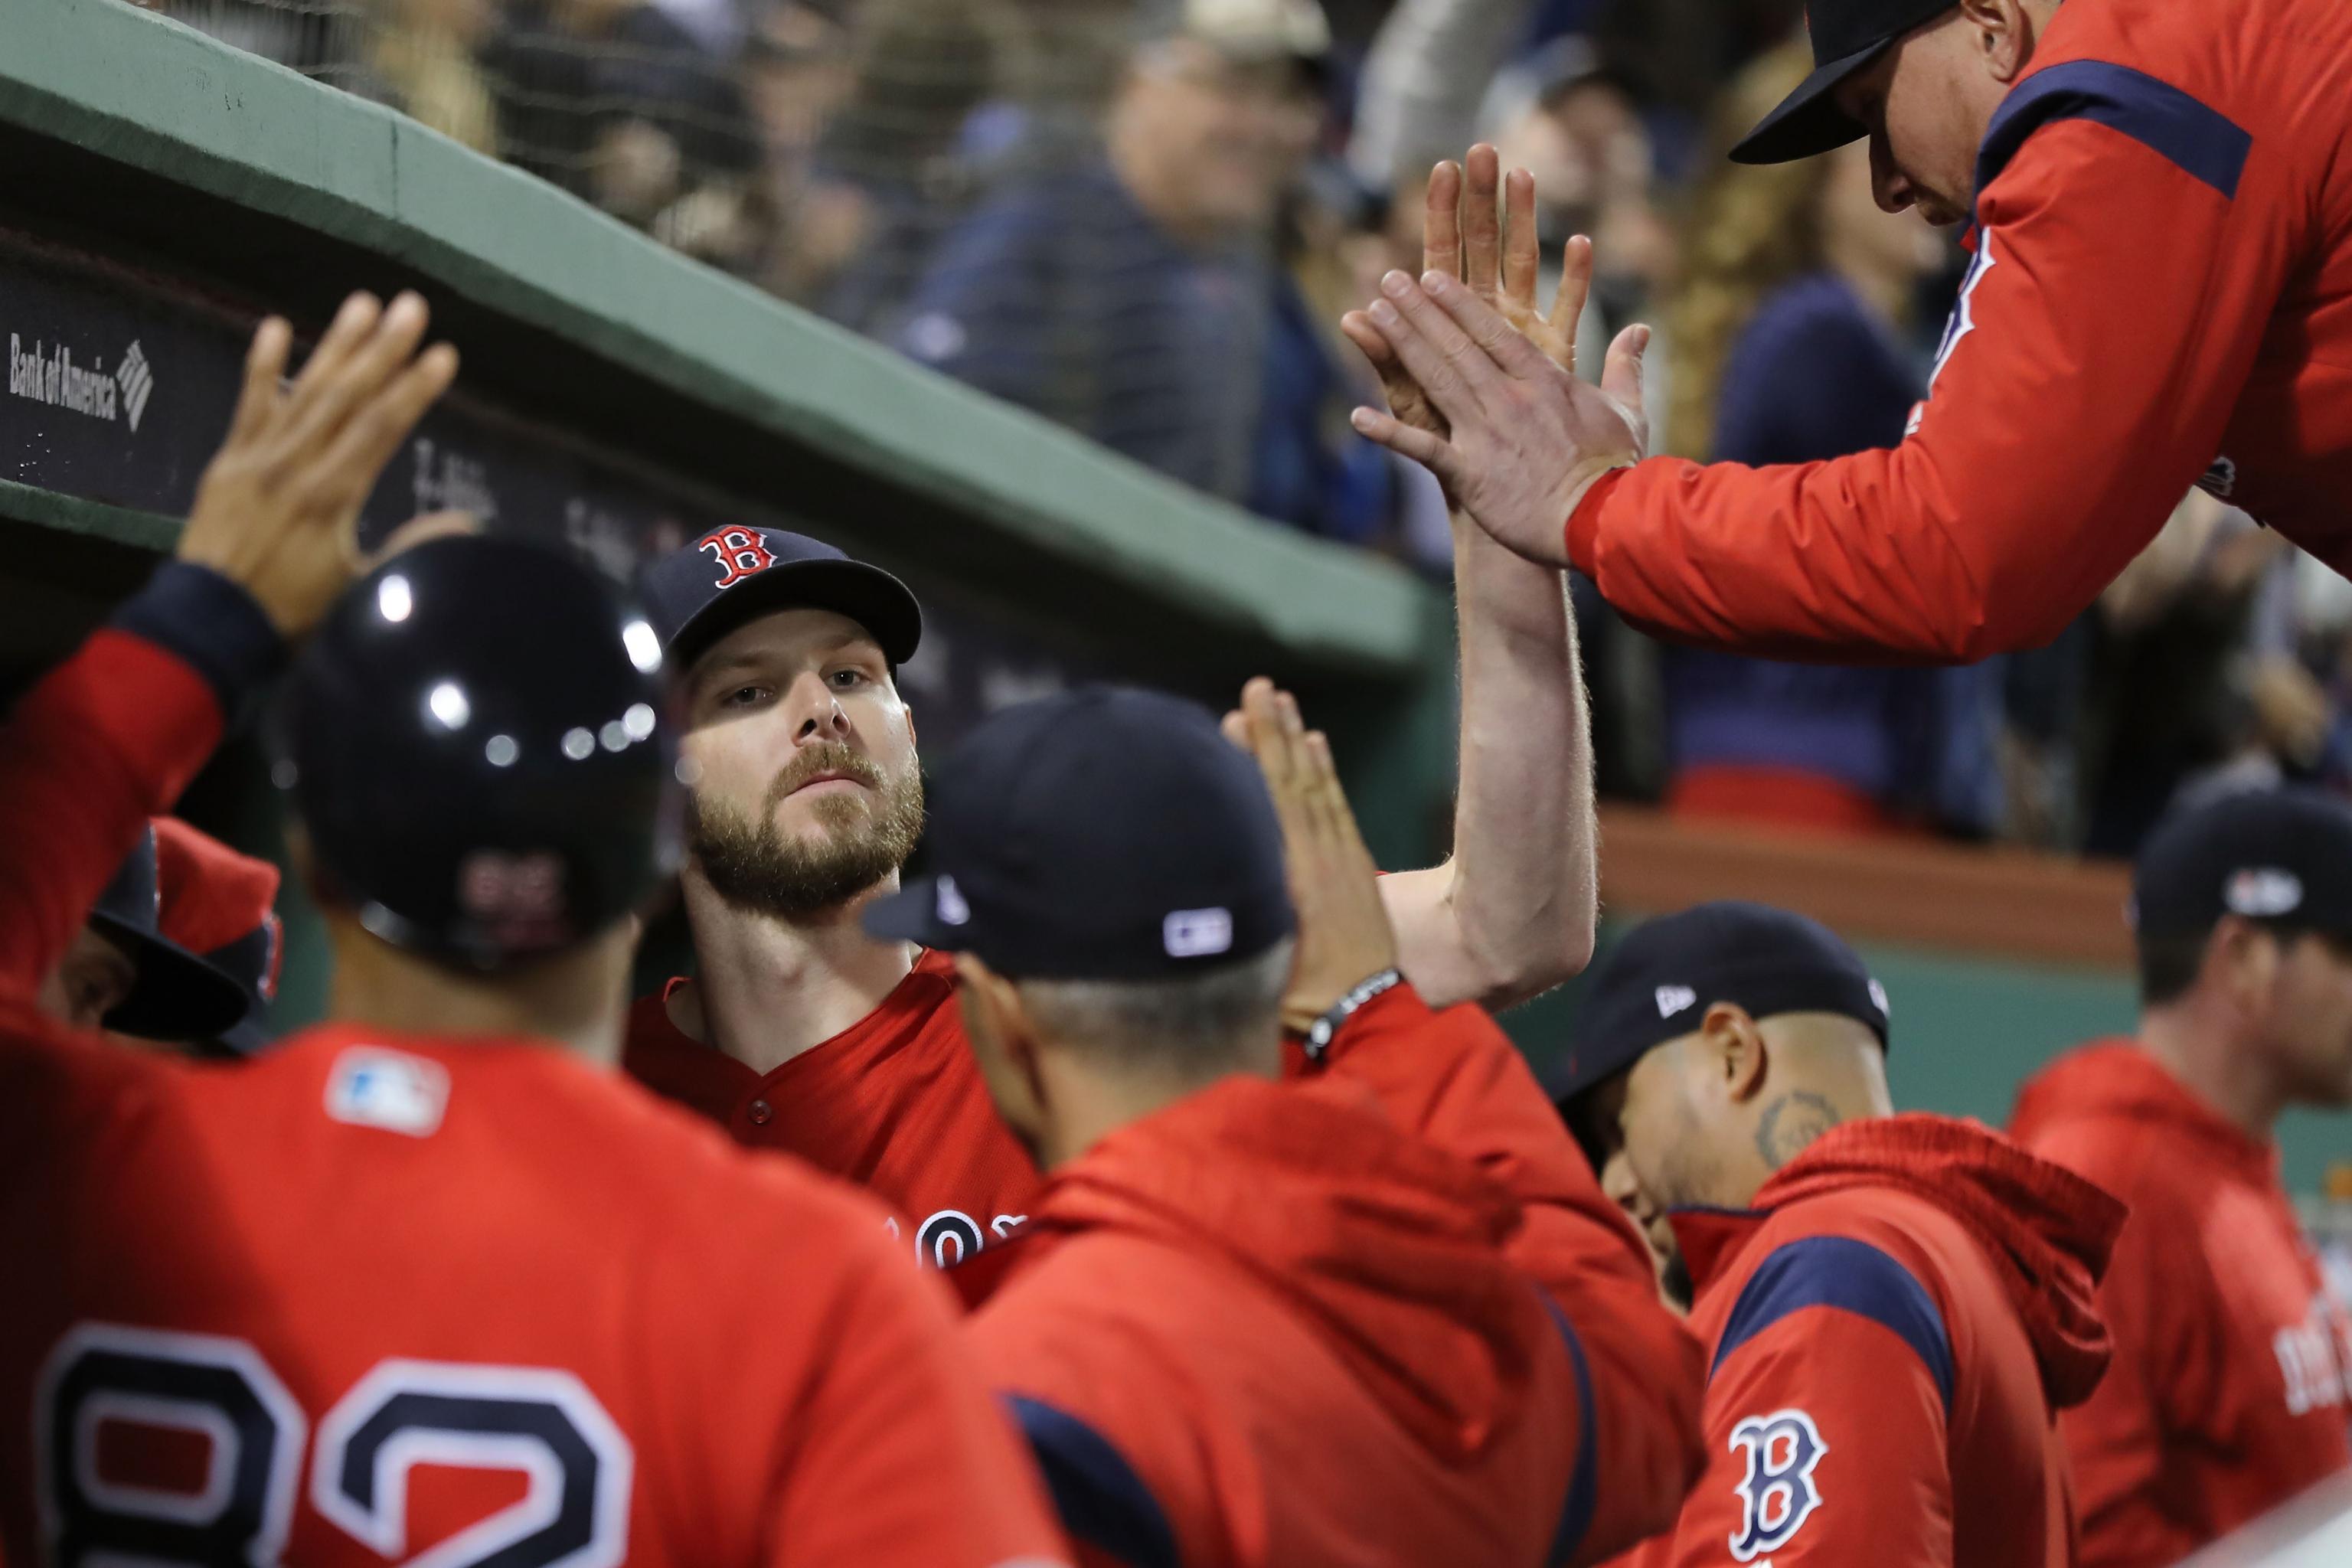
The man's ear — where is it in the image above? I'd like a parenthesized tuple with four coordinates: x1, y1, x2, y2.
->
(954, 953, 1045, 1094)
(2207, 916, 2280, 1016)
(1958, 0, 2040, 83)
(1700, 1001, 1770, 1103)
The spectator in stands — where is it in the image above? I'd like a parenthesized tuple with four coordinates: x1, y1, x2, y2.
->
(1654, 44, 1994, 837)
(482, 0, 763, 265)
(366, 0, 499, 153)
(779, 0, 1002, 333)
(1483, 37, 1674, 358)
(894, 0, 1387, 541)
(2082, 495, 2343, 856)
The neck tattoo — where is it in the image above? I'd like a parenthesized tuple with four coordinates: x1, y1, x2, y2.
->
(1755, 1090, 1840, 1171)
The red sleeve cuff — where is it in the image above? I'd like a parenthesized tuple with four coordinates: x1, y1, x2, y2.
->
(1565, 466, 1632, 577)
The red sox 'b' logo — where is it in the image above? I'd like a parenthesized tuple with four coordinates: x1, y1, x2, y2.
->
(698, 527, 776, 590)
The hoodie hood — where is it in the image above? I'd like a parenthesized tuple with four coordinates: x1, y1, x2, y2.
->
(2011, 1040, 2279, 1187)
(1026, 1075, 1550, 1462)
(1674, 1114, 2127, 1409)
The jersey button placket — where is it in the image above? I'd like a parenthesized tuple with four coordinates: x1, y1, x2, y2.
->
(746, 1098, 773, 1127)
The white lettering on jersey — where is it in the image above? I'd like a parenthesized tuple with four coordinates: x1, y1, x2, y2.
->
(1727, 1408, 1828, 1563)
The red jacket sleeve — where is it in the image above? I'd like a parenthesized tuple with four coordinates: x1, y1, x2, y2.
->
(1315, 985, 1705, 1562)
(1568, 67, 2279, 662)
(765, 1225, 1073, 1568)
(1671, 1230, 1954, 1568)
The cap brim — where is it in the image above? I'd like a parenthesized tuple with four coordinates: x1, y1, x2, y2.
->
(668, 558, 923, 676)
(92, 917, 256, 1042)
(861, 876, 969, 952)
(1726, 41, 1883, 165)
(209, 1006, 276, 1058)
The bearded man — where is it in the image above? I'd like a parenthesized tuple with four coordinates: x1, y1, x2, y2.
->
(625, 521, 1601, 1264)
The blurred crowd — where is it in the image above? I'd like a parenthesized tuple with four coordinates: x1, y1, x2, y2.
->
(139, 0, 2352, 858)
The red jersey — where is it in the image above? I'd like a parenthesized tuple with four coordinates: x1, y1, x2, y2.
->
(1620, 1116, 2124, 1568)
(624, 957, 1042, 1264)
(963, 985, 1705, 1568)
(2011, 1042, 2352, 1566)
(1566, 0, 2352, 661)
(0, 1011, 1067, 1568)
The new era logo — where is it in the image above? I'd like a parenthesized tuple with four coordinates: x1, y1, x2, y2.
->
(1655, 985, 1697, 1019)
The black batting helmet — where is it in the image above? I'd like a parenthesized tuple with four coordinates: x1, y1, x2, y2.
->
(280, 536, 681, 971)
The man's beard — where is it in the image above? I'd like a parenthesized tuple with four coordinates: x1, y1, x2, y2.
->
(687, 741, 925, 921)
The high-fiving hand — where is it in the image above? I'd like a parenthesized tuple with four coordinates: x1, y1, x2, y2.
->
(1222, 678, 1399, 1037)
(1341, 144, 1650, 567)
(175, 291, 463, 637)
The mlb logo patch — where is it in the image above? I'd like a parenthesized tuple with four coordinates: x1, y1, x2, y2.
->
(1163, 907, 1233, 959)
(2224, 866, 2302, 918)
(1655, 985, 1697, 1019)
(325, 1047, 450, 1138)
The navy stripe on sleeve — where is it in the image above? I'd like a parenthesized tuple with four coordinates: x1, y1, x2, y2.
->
(1007, 1396, 1181, 1568)
(1975, 59, 2252, 205)
(1540, 1297, 1600, 1568)
(1710, 1235, 1954, 1413)
(107, 560, 286, 728)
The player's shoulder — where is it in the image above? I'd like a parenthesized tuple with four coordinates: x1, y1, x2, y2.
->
(1709, 1197, 1958, 1364)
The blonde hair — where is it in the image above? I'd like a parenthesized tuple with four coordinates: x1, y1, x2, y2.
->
(1661, 43, 1838, 461)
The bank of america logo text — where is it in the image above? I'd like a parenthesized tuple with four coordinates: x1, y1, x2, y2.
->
(8, 333, 153, 433)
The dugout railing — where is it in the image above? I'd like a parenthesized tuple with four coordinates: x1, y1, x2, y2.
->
(0, 0, 1456, 1020)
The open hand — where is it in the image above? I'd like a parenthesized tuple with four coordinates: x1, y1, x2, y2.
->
(176, 291, 459, 636)
(1223, 678, 1398, 1034)
(1342, 144, 1648, 565)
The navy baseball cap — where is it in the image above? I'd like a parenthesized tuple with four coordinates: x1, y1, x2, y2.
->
(2131, 787, 2352, 941)
(90, 827, 254, 1042)
(863, 685, 1296, 979)
(1547, 900, 1891, 1106)
(639, 525, 922, 676)
(1728, 0, 1954, 165)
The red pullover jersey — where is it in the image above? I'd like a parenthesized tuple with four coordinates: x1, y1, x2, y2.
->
(1566, 0, 2352, 662)
(2012, 1042, 2352, 1566)
(963, 985, 1706, 1568)
(0, 565, 1068, 1568)
(1620, 1116, 2124, 1568)
(624, 960, 1042, 1263)
(0, 1014, 1068, 1568)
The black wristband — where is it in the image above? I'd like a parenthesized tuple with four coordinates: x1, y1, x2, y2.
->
(108, 560, 287, 730)
(1304, 968, 1403, 1061)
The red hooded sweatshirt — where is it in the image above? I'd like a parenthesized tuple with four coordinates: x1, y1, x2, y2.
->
(1564, 0, 2352, 662)
(2011, 1043, 2352, 1566)
(962, 985, 1706, 1568)
(1617, 1115, 2124, 1568)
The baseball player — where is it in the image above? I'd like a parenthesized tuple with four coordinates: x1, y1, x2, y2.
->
(624, 459, 1600, 1259)
(1553, 902, 2126, 1568)
(2011, 789, 2352, 1566)
(1349, 0, 2352, 662)
(0, 297, 1068, 1568)
(860, 684, 1702, 1568)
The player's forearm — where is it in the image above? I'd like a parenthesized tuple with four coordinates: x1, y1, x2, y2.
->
(0, 564, 279, 989)
(1399, 514, 1596, 1010)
